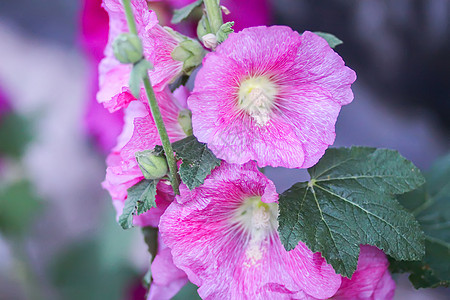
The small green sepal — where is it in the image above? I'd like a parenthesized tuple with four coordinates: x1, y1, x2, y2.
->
(216, 21, 234, 43)
(129, 59, 153, 98)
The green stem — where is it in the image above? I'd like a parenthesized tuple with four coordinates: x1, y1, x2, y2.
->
(122, 0, 138, 35)
(143, 75, 180, 194)
(203, 0, 223, 34)
(121, 0, 180, 194)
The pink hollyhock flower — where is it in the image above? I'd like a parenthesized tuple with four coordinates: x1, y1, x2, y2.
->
(188, 26, 356, 168)
(333, 245, 395, 300)
(98, 0, 184, 112)
(159, 162, 342, 299)
(103, 88, 187, 226)
(147, 234, 189, 300)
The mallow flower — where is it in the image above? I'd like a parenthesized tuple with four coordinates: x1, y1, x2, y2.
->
(333, 245, 395, 300)
(188, 26, 356, 168)
(103, 87, 187, 226)
(98, 0, 184, 112)
(159, 162, 342, 299)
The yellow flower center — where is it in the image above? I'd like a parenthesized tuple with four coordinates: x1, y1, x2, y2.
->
(238, 77, 278, 126)
(232, 196, 278, 267)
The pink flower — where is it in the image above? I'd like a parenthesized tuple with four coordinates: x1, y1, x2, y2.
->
(98, 0, 184, 112)
(333, 245, 396, 300)
(159, 162, 342, 299)
(103, 88, 186, 226)
(188, 26, 356, 168)
(147, 234, 189, 300)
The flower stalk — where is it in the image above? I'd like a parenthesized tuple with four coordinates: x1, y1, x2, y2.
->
(121, 0, 180, 194)
(203, 0, 223, 34)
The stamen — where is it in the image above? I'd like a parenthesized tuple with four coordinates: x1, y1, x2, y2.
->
(231, 196, 278, 266)
(238, 77, 278, 126)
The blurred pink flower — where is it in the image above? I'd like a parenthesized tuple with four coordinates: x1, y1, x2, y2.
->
(159, 162, 342, 299)
(102, 88, 186, 226)
(188, 27, 356, 168)
(0, 86, 10, 116)
(333, 245, 396, 300)
(80, 0, 124, 153)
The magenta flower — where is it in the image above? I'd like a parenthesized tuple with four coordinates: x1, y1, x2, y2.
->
(80, 0, 125, 153)
(0, 86, 10, 117)
(333, 245, 395, 300)
(103, 88, 186, 226)
(159, 162, 342, 299)
(98, 0, 184, 112)
(188, 26, 356, 168)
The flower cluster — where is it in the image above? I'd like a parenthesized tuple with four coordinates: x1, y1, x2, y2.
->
(98, 0, 395, 299)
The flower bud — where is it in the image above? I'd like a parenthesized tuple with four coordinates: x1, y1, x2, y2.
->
(171, 39, 206, 75)
(113, 33, 143, 64)
(135, 150, 168, 180)
(202, 33, 218, 50)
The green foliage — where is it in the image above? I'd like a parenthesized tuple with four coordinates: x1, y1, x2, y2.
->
(278, 147, 426, 277)
(391, 153, 450, 288)
(129, 59, 153, 98)
(153, 136, 221, 189)
(173, 282, 201, 300)
(118, 180, 158, 229)
(0, 113, 32, 157)
(314, 32, 343, 48)
(0, 180, 41, 236)
(172, 135, 221, 190)
(172, 0, 203, 24)
(216, 22, 234, 43)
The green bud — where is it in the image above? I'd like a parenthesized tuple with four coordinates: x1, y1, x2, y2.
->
(171, 39, 206, 75)
(113, 33, 143, 64)
(178, 109, 193, 136)
(135, 150, 168, 180)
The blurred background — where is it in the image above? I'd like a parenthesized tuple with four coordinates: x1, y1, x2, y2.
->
(0, 0, 448, 299)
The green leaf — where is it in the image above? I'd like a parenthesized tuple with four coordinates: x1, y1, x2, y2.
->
(278, 147, 426, 278)
(314, 31, 343, 48)
(129, 59, 153, 98)
(0, 180, 42, 236)
(172, 0, 203, 24)
(172, 135, 221, 190)
(173, 282, 201, 300)
(392, 153, 450, 288)
(118, 180, 158, 229)
(0, 112, 32, 157)
(216, 21, 234, 43)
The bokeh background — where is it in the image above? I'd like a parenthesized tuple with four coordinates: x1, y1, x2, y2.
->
(0, 0, 448, 299)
